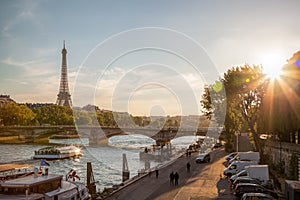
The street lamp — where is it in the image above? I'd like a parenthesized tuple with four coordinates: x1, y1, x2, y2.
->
(235, 131, 239, 152)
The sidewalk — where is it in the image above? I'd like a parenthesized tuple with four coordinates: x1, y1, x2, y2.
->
(105, 148, 236, 200)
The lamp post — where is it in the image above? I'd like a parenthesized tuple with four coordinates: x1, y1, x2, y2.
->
(235, 131, 239, 152)
(295, 131, 298, 144)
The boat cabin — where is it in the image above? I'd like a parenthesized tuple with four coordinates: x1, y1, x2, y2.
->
(0, 164, 89, 200)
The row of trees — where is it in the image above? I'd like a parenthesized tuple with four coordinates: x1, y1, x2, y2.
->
(0, 103, 186, 128)
(201, 51, 300, 154)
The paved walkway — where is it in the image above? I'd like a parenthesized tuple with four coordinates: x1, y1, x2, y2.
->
(105, 148, 236, 200)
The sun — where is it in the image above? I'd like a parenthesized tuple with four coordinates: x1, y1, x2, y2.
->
(261, 52, 285, 79)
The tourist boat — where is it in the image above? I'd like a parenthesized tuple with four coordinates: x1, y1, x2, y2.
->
(139, 145, 175, 162)
(0, 164, 90, 200)
(33, 145, 82, 160)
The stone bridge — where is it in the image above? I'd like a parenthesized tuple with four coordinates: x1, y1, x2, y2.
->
(0, 126, 222, 145)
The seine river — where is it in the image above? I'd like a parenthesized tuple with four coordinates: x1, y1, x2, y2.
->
(0, 135, 203, 192)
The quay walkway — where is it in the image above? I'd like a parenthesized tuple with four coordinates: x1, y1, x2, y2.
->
(104, 148, 235, 200)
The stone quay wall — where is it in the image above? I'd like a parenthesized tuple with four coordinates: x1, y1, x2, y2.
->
(264, 140, 300, 175)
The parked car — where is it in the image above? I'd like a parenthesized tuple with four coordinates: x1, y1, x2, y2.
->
(224, 161, 258, 177)
(230, 169, 248, 183)
(232, 177, 262, 189)
(195, 152, 210, 163)
(241, 192, 276, 200)
(234, 183, 278, 199)
(225, 152, 238, 161)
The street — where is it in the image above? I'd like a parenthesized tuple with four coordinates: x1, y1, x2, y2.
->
(105, 148, 235, 200)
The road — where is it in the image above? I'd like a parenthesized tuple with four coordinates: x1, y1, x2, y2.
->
(105, 148, 235, 200)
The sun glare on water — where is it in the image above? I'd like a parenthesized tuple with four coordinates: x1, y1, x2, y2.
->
(261, 53, 285, 79)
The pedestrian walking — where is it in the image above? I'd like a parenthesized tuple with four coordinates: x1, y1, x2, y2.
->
(169, 171, 174, 185)
(155, 167, 159, 179)
(174, 172, 179, 185)
(187, 162, 191, 173)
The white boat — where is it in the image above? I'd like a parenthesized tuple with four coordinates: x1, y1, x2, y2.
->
(0, 164, 90, 200)
(33, 145, 82, 160)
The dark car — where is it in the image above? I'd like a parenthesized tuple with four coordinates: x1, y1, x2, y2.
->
(212, 143, 222, 149)
(232, 177, 262, 189)
(241, 192, 276, 200)
(195, 152, 210, 163)
(234, 183, 278, 199)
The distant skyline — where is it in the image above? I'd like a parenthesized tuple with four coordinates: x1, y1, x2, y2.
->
(1, 1, 300, 116)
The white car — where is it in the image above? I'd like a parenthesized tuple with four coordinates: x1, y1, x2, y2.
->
(225, 152, 238, 161)
(195, 152, 210, 163)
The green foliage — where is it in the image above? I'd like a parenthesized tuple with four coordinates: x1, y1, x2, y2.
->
(33, 105, 74, 125)
(0, 103, 36, 125)
(96, 111, 117, 127)
(201, 64, 266, 154)
(288, 153, 299, 180)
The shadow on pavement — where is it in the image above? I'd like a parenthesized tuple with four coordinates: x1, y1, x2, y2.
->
(216, 178, 237, 200)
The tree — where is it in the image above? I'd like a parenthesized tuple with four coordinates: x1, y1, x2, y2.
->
(33, 105, 74, 125)
(0, 103, 36, 125)
(259, 51, 300, 142)
(201, 65, 266, 154)
(74, 110, 93, 125)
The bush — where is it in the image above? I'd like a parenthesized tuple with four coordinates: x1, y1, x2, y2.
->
(288, 153, 299, 180)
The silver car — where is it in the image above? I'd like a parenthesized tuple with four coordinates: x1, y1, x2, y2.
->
(241, 192, 275, 200)
(195, 152, 210, 163)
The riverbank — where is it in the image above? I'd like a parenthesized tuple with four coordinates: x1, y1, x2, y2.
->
(0, 134, 85, 144)
(0, 135, 29, 144)
(98, 148, 233, 200)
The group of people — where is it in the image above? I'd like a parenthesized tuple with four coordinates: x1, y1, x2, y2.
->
(169, 171, 179, 186)
(151, 152, 192, 187)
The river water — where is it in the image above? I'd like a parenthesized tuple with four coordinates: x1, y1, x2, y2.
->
(0, 135, 206, 192)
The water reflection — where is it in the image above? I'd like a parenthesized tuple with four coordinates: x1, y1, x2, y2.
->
(0, 135, 205, 191)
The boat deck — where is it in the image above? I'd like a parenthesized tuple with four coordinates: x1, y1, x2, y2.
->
(1, 174, 63, 187)
(45, 180, 77, 198)
(0, 164, 32, 173)
(0, 193, 44, 200)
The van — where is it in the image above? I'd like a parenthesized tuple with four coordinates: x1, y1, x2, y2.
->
(229, 152, 260, 164)
(245, 165, 269, 185)
(224, 161, 258, 176)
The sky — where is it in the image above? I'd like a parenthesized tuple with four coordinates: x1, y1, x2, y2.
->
(1, 0, 300, 116)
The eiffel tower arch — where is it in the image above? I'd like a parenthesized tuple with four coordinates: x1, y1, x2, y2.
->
(56, 41, 72, 107)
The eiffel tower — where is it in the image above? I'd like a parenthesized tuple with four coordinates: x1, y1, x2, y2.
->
(56, 41, 72, 107)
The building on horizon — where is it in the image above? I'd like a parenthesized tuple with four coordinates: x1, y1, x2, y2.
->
(20, 103, 55, 110)
(56, 41, 72, 107)
(0, 94, 15, 108)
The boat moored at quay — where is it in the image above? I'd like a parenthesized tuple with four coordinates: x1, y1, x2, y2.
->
(33, 145, 82, 160)
(0, 164, 90, 200)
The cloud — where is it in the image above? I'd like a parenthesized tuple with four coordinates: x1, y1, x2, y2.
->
(86, 66, 203, 115)
(2, 56, 56, 76)
(18, 10, 34, 19)
(1, 1, 43, 38)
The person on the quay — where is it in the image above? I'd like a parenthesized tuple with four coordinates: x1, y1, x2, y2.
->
(174, 172, 179, 185)
(169, 171, 174, 185)
(186, 162, 191, 173)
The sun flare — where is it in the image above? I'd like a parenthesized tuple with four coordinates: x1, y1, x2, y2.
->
(261, 53, 285, 79)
